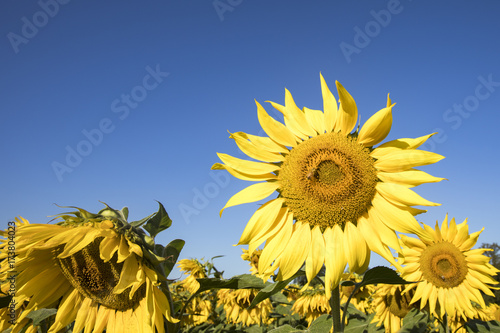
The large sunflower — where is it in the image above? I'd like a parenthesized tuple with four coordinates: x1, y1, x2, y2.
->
(213, 74, 444, 296)
(0, 207, 177, 333)
(398, 214, 500, 321)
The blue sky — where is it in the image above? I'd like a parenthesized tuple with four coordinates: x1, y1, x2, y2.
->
(1, 1, 500, 279)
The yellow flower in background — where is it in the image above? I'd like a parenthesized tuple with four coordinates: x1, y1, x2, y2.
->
(217, 289, 273, 326)
(398, 215, 500, 320)
(213, 74, 444, 296)
(177, 258, 207, 294)
(292, 284, 342, 326)
(340, 273, 375, 314)
(241, 248, 263, 275)
(371, 285, 417, 333)
(0, 213, 177, 333)
(447, 302, 497, 333)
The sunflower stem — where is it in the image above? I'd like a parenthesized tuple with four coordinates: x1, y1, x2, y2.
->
(330, 284, 342, 333)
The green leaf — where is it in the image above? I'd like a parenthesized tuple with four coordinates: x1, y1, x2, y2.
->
(0, 295, 12, 309)
(249, 270, 305, 309)
(245, 324, 263, 333)
(26, 308, 57, 326)
(465, 320, 500, 333)
(143, 201, 172, 238)
(358, 266, 415, 288)
(344, 313, 383, 333)
(307, 314, 333, 333)
(195, 274, 266, 294)
(120, 206, 129, 220)
(398, 309, 428, 333)
(162, 239, 185, 278)
(129, 212, 155, 228)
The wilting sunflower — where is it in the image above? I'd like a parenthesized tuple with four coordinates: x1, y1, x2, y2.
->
(241, 248, 263, 275)
(0, 207, 177, 333)
(217, 288, 273, 326)
(339, 273, 375, 314)
(176, 258, 208, 294)
(398, 215, 500, 320)
(371, 284, 417, 332)
(213, 74, 444, 296)
(292, 284, 343, 326)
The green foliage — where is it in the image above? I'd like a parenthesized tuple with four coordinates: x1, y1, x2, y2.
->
(250, 270, 306, 309)
(143, 201, 173, 239)
(25, 308, 57, 326)
(397, 309, 428, 333)
(465, 320, 500, 333)
(196, 274, 266, 294)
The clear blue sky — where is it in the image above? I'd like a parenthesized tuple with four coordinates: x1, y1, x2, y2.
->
(1, 1, 500, 279)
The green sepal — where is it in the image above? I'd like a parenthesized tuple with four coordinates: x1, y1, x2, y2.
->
(144, 201, 172, 239)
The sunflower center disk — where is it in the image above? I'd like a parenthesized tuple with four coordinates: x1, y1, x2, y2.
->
(56, 237, 145, 311)
(419, 241, 468, 288)
(279, 132, 378, 229)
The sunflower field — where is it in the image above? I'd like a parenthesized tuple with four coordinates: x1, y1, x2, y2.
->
(1, 76, 500, 332)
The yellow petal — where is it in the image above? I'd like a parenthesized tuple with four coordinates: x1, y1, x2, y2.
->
(220, 182, 279, 216)
(303, 107, 326, 135)
(324, 225, 347, 298)
(277, 222, 311, 280)
(242, 132, 289, 154)
(211, 163, 277, 182)
(377, 133, 437, 149)
(320, 73, 337, 132)
(343, 222, 370, 273)
(113, 254, 141, 294)
(284, 89, 316, 137)
(335, 81, 357, 134)
(357, 213, 400, 269)
(374, 149, 445, 172)
(216, 153, 280, 175)
(357, 103, 394, 147)
(256, 100, 298, 147)
(229, 131, 285, 162)
(376, 182, 441, 207)
(258, 212, 293, 275)
(376, 169, 446, 187)
(267, 99, 306, 140)
(237, 198, 285, 245)
(248, 206, 289, 254)
(305, 226, 326, 284)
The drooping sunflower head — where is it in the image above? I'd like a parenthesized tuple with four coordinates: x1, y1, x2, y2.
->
(213, 74, 444, 297)
(0, 203, 178, 333)
(398, 214, 500, 320)
(241, 248, 263, 275)
(216, 289, 273, 326)
(176, 258, 207, 294)
(372, 284, 417, 332)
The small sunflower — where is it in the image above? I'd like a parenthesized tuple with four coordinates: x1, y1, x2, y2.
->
(447, 302, 497, 333)
(340, 273, 375, 314)
(0, 206, 177, 333)
(292, 284, 343, 326)
(241, 248, 263, 275)
(176, 258, 207, 294)
(216, 288, 273, 326)
(213, 74, 444, 296)
(399, 215, 500, 320)
(371, 284, 417, 332)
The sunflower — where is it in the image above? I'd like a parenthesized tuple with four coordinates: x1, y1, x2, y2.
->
(339, 273, 375, 314)
(292, 284, 343, 326)
(176, 258, 207, 294)
(212, 74, 444, 296)
(371, 284, 417, 332)
(398, 214, 500, 321)
(0, 207, 177, 333)
(241, 248, 263, 275)
(216, 288, 273, 326)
